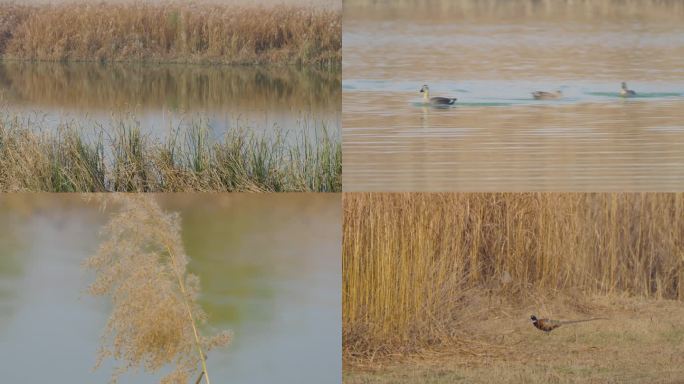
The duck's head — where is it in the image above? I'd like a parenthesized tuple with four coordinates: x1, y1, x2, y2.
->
(419, 84, 430, 93)
(621, 82, 628, 89)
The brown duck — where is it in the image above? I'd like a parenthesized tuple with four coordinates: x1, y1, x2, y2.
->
(532, 90, 563, 100)
(530, 315, 606, 333)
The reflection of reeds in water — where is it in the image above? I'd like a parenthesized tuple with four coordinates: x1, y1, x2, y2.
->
(0, 3, 340, 65)
(343, 193, 684, 356)
(0, 61, 341, 112)
(0, 113, 341, 192)
(85, 195, 230, 383)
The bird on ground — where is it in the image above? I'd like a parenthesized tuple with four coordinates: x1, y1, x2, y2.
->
(530, 315, 607, 333)
(532, 90, 563, 100)
(419, 84, 457, 106)
(620, 82, 637, 97)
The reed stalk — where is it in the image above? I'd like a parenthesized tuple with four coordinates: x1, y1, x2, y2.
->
(165, 244, 211, 384)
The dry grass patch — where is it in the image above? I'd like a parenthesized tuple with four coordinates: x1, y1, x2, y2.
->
(344, 295, 684, 384)
(0, 2, 340, 65)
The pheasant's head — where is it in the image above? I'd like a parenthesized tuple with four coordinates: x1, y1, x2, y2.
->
(530, 315, 538, 322)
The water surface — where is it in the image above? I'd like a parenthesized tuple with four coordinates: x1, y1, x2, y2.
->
(343, 0, 684, 191)
(0, 61, 340, 139)
(0, 194, 341, 383)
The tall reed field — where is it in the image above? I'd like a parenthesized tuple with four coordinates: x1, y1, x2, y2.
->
(85, 195, 230, 383)
(343, 193, 684, 358)
(0, 113, 341, 192)
(0, 2, 340, 66)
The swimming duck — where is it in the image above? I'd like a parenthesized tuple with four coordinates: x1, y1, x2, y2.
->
(419, 85, 457, 105)
(532, 90, 562, 100)
(620, 82, 636, 97)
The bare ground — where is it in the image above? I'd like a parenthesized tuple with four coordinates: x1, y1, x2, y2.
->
(345, 295, 684, 384)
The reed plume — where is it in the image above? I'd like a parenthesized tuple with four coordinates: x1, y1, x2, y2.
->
(84, 195, 230, 384)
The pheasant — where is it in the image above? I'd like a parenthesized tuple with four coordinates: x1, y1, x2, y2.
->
(530, 315, 606, 333)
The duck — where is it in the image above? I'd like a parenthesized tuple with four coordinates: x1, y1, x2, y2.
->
(419, 84, 457, 106)
(532, 90, 563, 100)
(620, 82, 636, 97)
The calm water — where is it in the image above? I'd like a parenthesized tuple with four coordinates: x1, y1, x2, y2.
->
(0, 194, 341, 383)
(0, 61, 340, 139)
(343, 0, 684, 191)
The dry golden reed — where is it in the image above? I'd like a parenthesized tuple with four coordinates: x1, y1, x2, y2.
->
(343, 193, 684, 357)
(85, 195, 230, 384)
(0, 2, 340, 65)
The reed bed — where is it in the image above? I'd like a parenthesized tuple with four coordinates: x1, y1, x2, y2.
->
(0, 2, 340, 66)
(0, 114, 341, 192)
(343, 193, 684, 357)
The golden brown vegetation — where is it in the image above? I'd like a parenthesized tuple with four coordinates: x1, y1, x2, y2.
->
(84, 195, 230, 384)
(0, 2, 340, 65)
(0, 113, 341, 192)
(343, 193, 684, 359)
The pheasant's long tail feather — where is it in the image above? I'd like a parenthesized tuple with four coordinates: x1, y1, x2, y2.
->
(560, 317, 608, 325)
